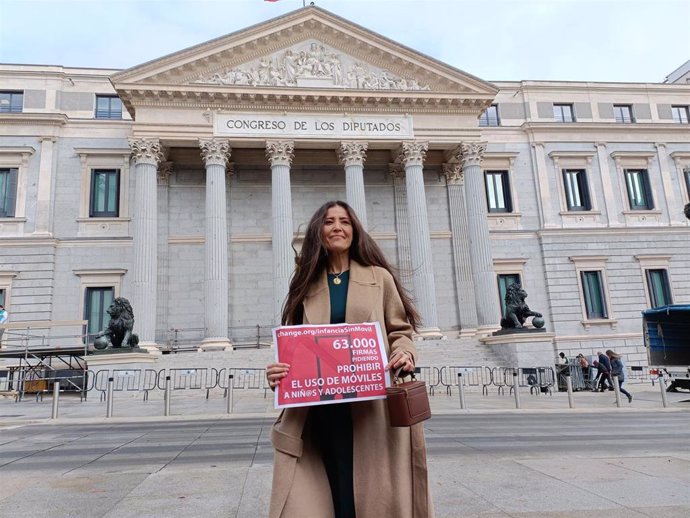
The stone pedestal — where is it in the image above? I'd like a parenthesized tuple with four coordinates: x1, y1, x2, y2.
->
(87, 350, 158, 367)
(480, 331, 556, 368)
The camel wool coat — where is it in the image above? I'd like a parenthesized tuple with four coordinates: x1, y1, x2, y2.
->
(269, 261, 433, 518)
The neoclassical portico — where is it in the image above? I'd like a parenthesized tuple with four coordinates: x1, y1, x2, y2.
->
(116, 6, 501, 347)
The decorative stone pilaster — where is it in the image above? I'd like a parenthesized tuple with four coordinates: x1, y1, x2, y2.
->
(33, 137, 57, 235)
(654, 143, 683, 226)
(129, 137, 165, 351)
(199, 138, 232, 350)
(443, 147, 478, 334)
(266, 140, 295, 324)
(337, 141, 368, 228)
(396, 141, 440, 336)
(157, 161, 174, 185)
(460, 141, 500, 333)
(390, 163, 413, 294)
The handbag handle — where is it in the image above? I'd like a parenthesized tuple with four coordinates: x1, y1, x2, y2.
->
(393, 366, 417, 384)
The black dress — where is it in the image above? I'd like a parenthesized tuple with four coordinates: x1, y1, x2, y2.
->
(307, 271, 355, 518)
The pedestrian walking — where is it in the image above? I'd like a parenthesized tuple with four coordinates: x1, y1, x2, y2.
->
(607, 349, 633, 403)
(597, 351, 614, 391)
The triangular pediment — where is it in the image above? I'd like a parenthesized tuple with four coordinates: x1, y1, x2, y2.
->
(112, 6, 496, 98)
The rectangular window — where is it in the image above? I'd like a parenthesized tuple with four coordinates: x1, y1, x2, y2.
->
(0, 91, 23, 113)
(624, 169, 654, 210)
(614, 104, 634, 123)
(89, 169, 120, 217)
(581, 271, 608, 319)
(484, 170, 512, 213)
(562, 169, 591, 211)
(95, 95, 123, 119)
(0, 288, 5, 307)
(497, 274, 521, 318)
(479, 104, 500, 127)
(685, 167, 690, 197)
(671, 105, 689, 124)
(646, 269, 672, 308)
(0, 168, 18, 218)
(84, 287, 114, 340)
(553, 103, 575, 122)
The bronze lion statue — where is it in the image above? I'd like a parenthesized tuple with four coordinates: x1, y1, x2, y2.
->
(96, 297, 139, 348)
(500, 283, 542, 329)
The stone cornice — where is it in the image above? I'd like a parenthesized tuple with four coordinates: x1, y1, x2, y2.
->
(74, 148, 131, 156)
(0, 146, 36, 156)
(522, 121, 690, 137)
(0, 113, 68, 127)
(116, 84, 494, 117)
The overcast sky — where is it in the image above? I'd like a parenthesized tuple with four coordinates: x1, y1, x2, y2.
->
(1, 0, 688, 83)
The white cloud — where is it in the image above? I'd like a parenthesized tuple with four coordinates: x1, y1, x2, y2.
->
(0, 0, 687, 82)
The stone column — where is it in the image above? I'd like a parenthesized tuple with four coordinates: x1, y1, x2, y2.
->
(129, 138, 165, 351)
(337, 141, 368, 228)
(397, 141, 440, 336)
(199, 139, 232, 350)
(443, 148, 479, 335)
(266, 140, 295, 324)
(34, 137, 56, 235)
(461, 141, 500, 333)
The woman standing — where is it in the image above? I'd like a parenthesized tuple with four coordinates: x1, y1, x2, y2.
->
(607, 349, 633, 403)
(265, 201, 432, 518)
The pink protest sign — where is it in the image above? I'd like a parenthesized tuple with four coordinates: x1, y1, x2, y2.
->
(272, 322, 391, 409)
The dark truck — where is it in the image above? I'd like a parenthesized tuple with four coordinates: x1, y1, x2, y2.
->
(643, 304, 690, 391)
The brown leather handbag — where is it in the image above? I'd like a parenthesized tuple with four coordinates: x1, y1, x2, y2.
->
(386, 368, 431, 427)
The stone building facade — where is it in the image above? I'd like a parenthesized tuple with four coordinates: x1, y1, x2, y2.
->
(1, 7, 688, 365)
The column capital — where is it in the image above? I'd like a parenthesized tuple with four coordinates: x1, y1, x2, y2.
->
(396, 141, 428, 167)
(388, 162, 405, 180)
(199, 138, 231, 167)
(442, 163, 464, 186)
(129, 137, 165, 166)
(157, 161, 174, 185)
(460, 141, 487, 168)
(265, 140, 294, 167)
(337, 141, 368, 167)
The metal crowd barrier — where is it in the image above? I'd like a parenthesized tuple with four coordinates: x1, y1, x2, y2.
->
(490, 367, 512, 395)
(29, 371, 90, 403)
(93, 369, 159, 401)
(218, 368, 270, 398)
(412, 366, 440, 395)
(512, 367, 556, 395)
(440, 366, 492, 395)
(159, 368, 220, 398)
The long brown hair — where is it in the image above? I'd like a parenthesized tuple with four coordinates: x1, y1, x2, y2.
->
(281, 200, 421, 330)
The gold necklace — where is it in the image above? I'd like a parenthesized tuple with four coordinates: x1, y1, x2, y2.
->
(331, 271, 344, 285)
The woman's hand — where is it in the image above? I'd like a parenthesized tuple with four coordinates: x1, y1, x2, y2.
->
(266, 363, 291, 390)
(386, 350, 415, 374)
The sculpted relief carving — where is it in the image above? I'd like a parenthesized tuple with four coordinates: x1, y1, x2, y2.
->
(193, 40, 430, 91)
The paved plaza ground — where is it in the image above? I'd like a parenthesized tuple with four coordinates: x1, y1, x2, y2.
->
(1, 385, 689, 517)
